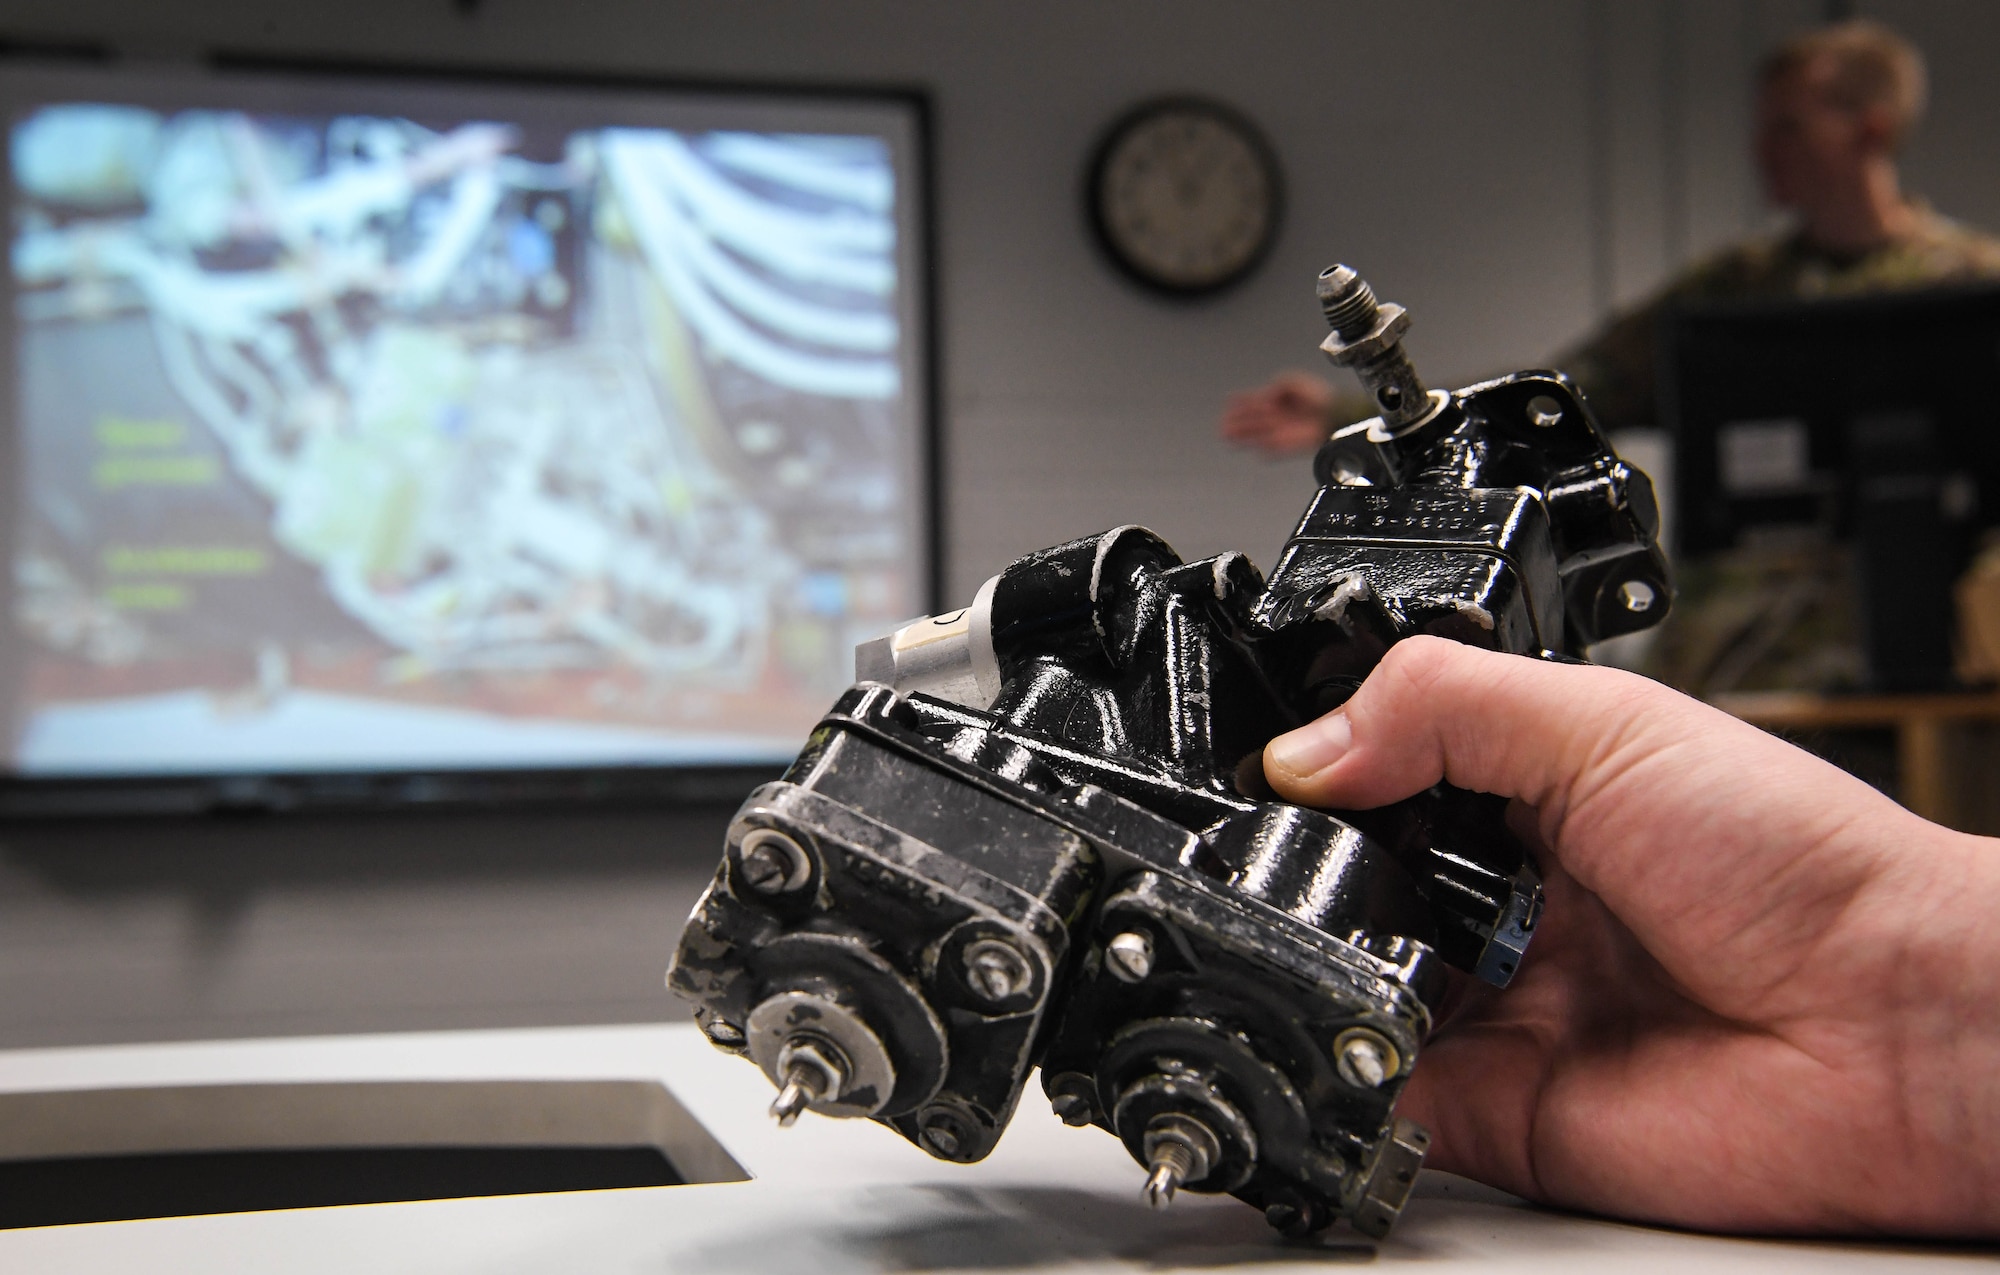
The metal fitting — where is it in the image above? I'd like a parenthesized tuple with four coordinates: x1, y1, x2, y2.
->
(746, 990, 899, 1120)
(1352, 1117, 1431, 1239)
(853, 573, 1002, 710)
(1050, 1093, 1092, 1126)
(1141, 1113, 1221, 1209)
(1317, 265, 1385, 338)
(1046, 1071, 1097, 1127)
(1105, 930, 1154, 983)
(738, 827, 812, 895)
(917, 1105, 978, 1161)
(768, 1036, 848, 1127)
(962, 938, 1032, 1003)
(701, 1017, 745, 1049)
(1316, 264, 1442, 435)
(921, 1122, 959, 1156)
(1261, 1188, 1325, 1238)
(1334, 1026, 1400, 1089)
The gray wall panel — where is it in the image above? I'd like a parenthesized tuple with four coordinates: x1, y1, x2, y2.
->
(0, 0, 1987, 1046)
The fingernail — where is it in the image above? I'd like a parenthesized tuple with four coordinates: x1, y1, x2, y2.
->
(1267, 712, 1352, 778)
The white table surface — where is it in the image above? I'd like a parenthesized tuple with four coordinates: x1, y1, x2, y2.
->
(0, 1022, 1987, 1273)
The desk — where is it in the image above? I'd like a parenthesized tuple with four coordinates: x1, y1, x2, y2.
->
(0, 1023, 1986, 1273)
(1711, 690, 2000, 825)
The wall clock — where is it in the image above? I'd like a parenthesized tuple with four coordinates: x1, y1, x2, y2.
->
(1087, 96, 1283, 296)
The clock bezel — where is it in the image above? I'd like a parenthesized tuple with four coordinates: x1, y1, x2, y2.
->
(1084, 94, 1285, 298)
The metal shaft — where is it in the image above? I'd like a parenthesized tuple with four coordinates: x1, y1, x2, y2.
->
(768, 1052, 838, 1127)
(1143, 1139, 1195, 1209)
(769, 1075, 813, 1127)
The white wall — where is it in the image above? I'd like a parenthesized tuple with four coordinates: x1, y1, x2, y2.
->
(2, 0, 1995, 1046)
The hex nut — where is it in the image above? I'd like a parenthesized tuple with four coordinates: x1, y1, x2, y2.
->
(775, 1035, 849, 1101)
(1317, 303, 1412, 366)
(1525, 394, 1564, 428)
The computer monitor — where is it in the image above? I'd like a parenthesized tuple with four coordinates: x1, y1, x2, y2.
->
(0, 59, 935, 812)
(1661, 283, 2000, 690)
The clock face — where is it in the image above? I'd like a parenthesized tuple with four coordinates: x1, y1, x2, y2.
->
(1089, 99, 1282, 295)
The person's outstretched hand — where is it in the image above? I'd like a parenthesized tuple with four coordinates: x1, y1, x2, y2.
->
(1263, 636, 2000, 1237)
(1220, 372, 1339, 456)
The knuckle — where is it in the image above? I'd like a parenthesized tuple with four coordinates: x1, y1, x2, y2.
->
(1372, 636, 1463, 705)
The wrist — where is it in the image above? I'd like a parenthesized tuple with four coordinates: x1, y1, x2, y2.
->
(1879, 826, 2000, 1233)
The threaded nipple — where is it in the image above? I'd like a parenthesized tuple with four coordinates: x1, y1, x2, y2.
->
(1317, 264, 1379, 338)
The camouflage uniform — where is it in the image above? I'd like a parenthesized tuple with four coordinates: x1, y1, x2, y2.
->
(1557, 205, 2000, 432)
(1570, 207, 2000, 694)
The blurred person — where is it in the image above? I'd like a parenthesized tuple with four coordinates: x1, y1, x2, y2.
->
(1230, 20, 2000, 699)
(1222, 19, 2000, 454)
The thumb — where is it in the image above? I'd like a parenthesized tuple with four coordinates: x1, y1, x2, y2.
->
(1260, 636, 1910, 969)
(1263, 636, 1671, 821)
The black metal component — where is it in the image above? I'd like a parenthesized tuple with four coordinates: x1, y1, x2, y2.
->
(667, 264, 1670, 1238)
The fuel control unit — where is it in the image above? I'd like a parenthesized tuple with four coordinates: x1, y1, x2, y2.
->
(667, 264, 1671, 1238)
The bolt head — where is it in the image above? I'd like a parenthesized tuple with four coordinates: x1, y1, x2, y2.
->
(1334, 1028, 1399, 1089)
(738, 828, 809, 894)
(922, 1127, 959, 1156)
(919, 1117, 965, 1158)
(1264, 1200, 1304, 1234)
(1104, 930, 1154, 983)
(740, 845, 786, 890)
(962, 938, 1032, 1003)
(1618, 580, 1657, 613)
(1050, 1092, 1093, 1126)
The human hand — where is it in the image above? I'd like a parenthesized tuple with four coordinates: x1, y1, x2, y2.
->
(1220, 372, 1340, 456)
(1263, 637, 2000, 1236)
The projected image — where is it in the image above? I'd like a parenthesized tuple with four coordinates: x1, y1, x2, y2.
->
(7, 96, 919, 774)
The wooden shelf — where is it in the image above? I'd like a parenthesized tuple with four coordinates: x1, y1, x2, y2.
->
(1710, 690, 2000, 824)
